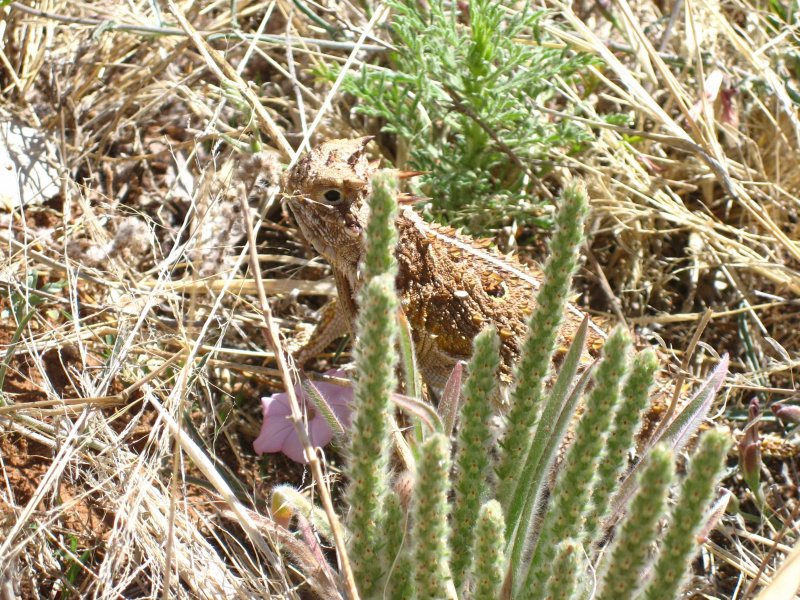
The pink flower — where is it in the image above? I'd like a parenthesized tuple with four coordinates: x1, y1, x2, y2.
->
(254, 370, 353, 463)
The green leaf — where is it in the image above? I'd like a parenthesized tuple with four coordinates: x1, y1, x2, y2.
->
(506, 317, 591, 576)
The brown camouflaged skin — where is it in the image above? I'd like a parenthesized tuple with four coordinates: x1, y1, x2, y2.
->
(282, 138, 605, 389)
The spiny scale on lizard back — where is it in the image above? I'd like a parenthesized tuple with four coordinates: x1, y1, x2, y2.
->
(282, 138, 605, 390)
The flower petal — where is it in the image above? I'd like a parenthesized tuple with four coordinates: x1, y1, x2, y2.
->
(253, 396, 296, 455)
(262, 392, 293, 417)
(254, 370, 354, 463)
(308, 416, 334, 449)
(282, 433, 308, 463)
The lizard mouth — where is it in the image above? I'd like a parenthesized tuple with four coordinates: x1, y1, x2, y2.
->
(342, 210, 364, 238)
(344, 221, 362, 237)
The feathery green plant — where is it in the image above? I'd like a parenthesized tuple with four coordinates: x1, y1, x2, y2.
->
(326, 0, 599, 232)
(272, 173, 731, 600)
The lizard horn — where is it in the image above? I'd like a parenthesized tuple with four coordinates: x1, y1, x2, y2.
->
(397, 193, 424, 205)
(395, 170, 428, 180)
(346, 136, 375, 165)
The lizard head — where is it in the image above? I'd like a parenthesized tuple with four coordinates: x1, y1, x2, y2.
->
(282, 137, 379, 271)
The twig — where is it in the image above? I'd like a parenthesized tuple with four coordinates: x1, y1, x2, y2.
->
(236, 191, 360, 599)
(628, 300, 796, 325)
(147, 394, 283, 572)
(0, 349, 184, 414)
(9, 2, 388, 52)
(650, 308, 714, 443)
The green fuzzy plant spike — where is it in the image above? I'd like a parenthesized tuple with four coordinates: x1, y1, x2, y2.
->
(582, 348, 659, 544)
(597, 445, 675, 600)
(496, 184, 589, 511)
(524, 327, 630, 596)
(364, 172, 399, 280)
(469, 500, 506, 600)
(346, 173, 400, 595)
(451, 327, 501, 589)
(347, 276, 397, 593)
(383, 492, 413, 600)
(642, 430, 731, 600)
(544, 540, 580, 600)
(412, 433, 454, 599)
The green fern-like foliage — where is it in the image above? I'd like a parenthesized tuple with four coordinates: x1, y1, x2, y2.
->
(327, 0, 599, 232)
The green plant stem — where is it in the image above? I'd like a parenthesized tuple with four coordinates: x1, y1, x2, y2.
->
(505, 318, 591, 575)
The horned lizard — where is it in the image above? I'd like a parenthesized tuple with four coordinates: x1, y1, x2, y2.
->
(282, 137, 606, 390)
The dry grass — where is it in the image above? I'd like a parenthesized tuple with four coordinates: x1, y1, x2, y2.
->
(0, 0, 798, 598)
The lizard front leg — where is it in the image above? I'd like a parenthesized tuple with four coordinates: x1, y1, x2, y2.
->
(294, 269, 359, 367)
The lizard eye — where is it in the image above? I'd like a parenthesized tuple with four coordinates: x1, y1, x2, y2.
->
(322, 189, 343, 203)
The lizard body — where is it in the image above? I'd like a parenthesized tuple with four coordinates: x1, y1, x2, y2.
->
(282, 137, 605, 389)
